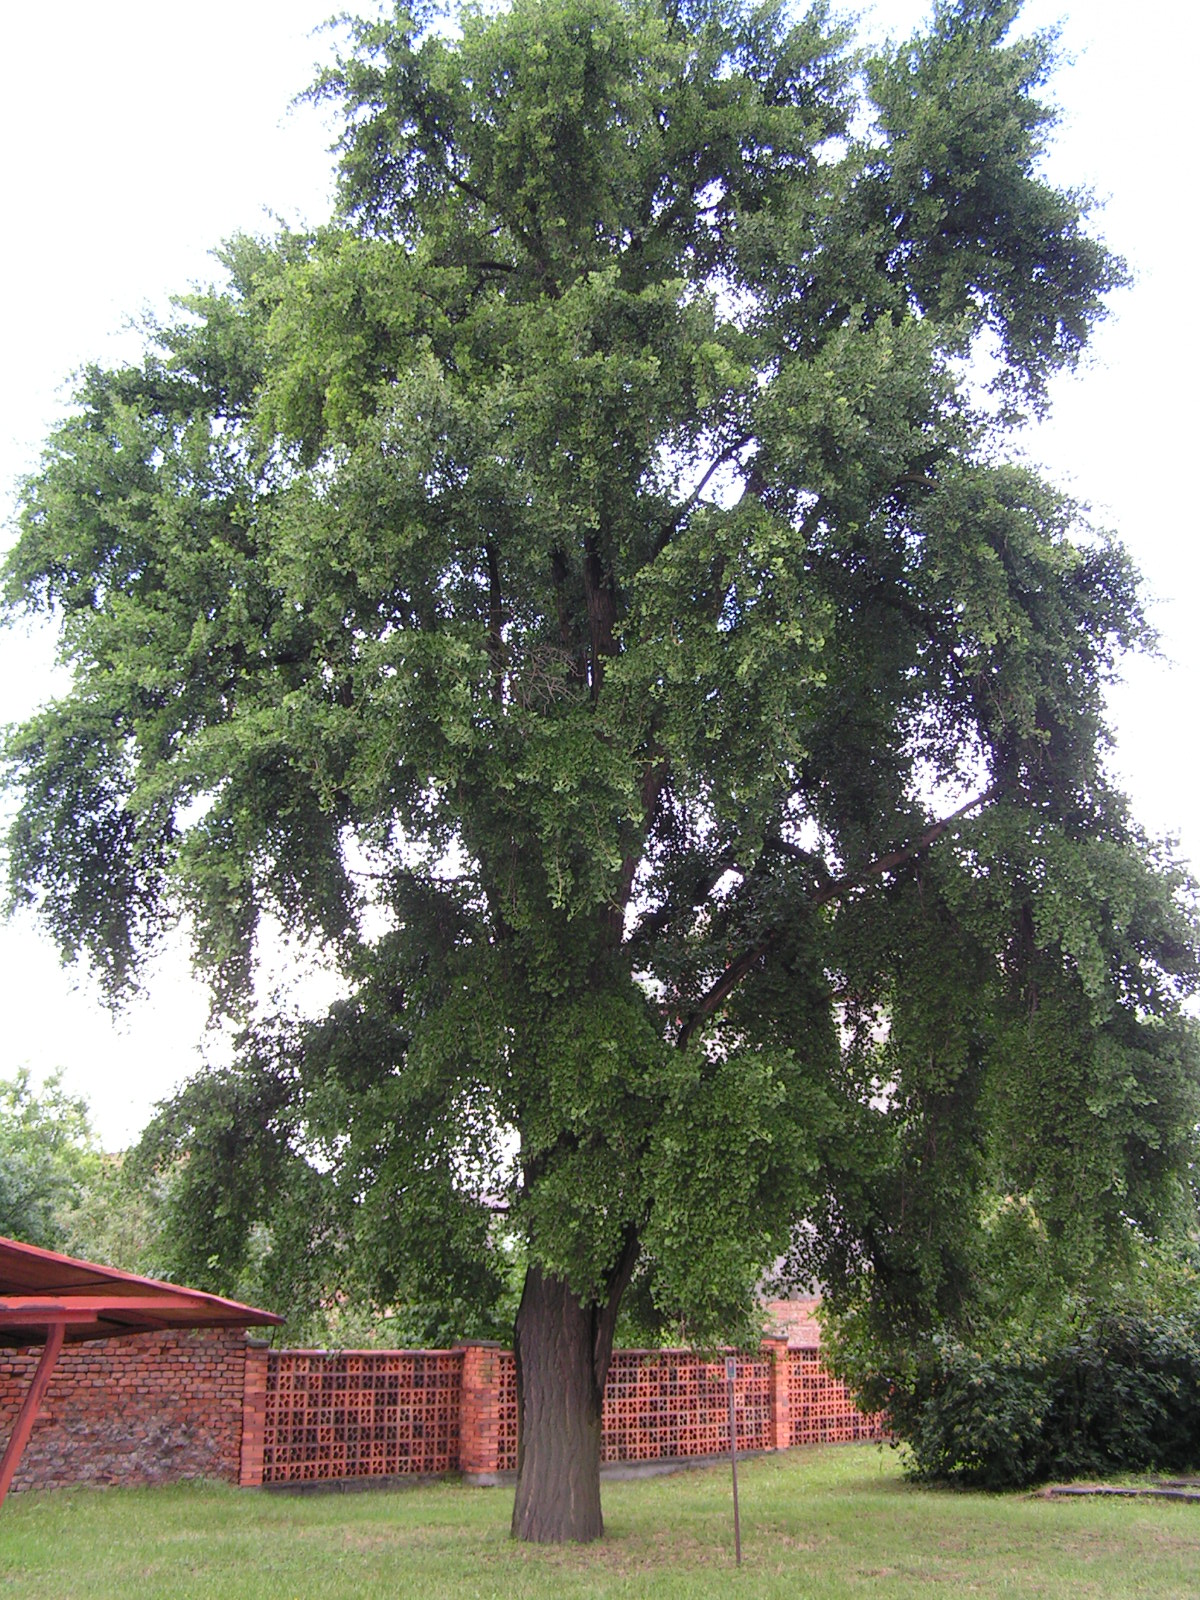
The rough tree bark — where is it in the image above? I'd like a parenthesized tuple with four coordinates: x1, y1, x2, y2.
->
(510, 1241, 637, 1542)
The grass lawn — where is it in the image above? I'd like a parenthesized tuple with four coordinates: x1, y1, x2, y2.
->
(1, 1445, 1197, 1599)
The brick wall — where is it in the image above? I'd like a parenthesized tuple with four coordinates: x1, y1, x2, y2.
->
(0, 1327, 253, 1493)
(458, 1341, 517, 1478)
(2, 1325, 882, 1494)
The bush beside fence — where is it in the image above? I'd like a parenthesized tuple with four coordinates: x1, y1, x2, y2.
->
(891, 1314, 1200, 1489)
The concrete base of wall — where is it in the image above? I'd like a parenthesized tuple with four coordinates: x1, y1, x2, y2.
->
(269, 1450, 777, 1494)
(263, 1471, 451, 1496)
(600, 1449, 771, 1481)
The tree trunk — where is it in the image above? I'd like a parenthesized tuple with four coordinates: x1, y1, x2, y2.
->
(509, 1262, 622, 1543)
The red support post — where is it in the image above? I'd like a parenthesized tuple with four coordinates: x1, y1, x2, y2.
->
(0, 1320, 66, 1506)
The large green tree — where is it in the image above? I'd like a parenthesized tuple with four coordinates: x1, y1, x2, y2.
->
(4, 0, 1198, 1541)
(0, 1071, 162, 1271)
(0, 1070, 103, 1253)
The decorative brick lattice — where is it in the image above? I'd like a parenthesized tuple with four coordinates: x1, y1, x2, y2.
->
(601, 1351, 773, 1462)
(786, 1348, 883, 1445)
(261, 1350, 463, 1482)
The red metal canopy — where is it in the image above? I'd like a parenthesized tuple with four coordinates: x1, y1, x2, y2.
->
(0, 1234, 283, 1347)
(0, 1234, 283, 1504)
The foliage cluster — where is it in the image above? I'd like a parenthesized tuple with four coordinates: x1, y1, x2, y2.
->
(820, 1214, 1200, 1489)
(0, 1068, 167, 1270)
(885, 1306, 1200, 1489)
(0, 1070, 104, 1254)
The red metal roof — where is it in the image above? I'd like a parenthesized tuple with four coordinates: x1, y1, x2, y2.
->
(0, 1235, 283, 1348)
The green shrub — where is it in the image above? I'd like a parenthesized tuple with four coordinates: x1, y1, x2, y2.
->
(1043, 1313, 1200, 1479)
(893, 1338, 1053, 1488)
(892, 1313, 1200, 1487)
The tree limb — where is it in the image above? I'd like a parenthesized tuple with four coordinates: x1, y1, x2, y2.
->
(591, 1225, 640, 1392)
(655, 437, 752, 555)
(812, 782, 1003, 907)
(583, 532, 618, 698)
(675, 782, 1002, 1049)
(627, 844, 741, 948)
(676, 934, 777, 1050)
(485, 541, 504, 706)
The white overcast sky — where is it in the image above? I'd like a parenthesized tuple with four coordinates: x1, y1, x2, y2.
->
(1, 0, 1197, 1147)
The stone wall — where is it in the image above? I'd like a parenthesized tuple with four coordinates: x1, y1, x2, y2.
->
(0, 1327, 251, 1492)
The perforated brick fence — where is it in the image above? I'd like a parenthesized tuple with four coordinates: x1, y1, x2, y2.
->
(239, 1339, 880, 1485)
(787, 1346, 884, 1446)
(600, 1349, 775, 1462)
(258, 1349, 463, 1484)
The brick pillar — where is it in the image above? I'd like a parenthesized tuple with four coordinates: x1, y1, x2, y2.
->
(239, 1340, 270, 1487)
(456, 1340, 506, 1484)
(762, 1337, 790, 1451)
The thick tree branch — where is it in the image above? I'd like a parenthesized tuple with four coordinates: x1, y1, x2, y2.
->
(591, 1226, 640, 1392)
(812, 782, 1003, 906)
(549, 548, 588, 685)
(626, 843, 741, 948)
(675, 783, 1002, 1049)
(655, 437, 752, 555)
(896, 472, 940, 493)
(583, 532, 618, 699)
(878, 585, 985, 711)
(605, 751, 672, 947)
(437, 163, 557, 289)
(676, 934, 778, 1050)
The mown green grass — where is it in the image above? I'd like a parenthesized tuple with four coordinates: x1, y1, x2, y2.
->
(1, 1446, 1196, 1599)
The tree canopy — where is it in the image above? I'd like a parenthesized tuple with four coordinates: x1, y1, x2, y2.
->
(4, 0, 1198, 1542)
(0, 1070, 103, 1253)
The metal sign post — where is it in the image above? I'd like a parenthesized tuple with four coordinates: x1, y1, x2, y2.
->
(726, 1353, 742, 1566)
